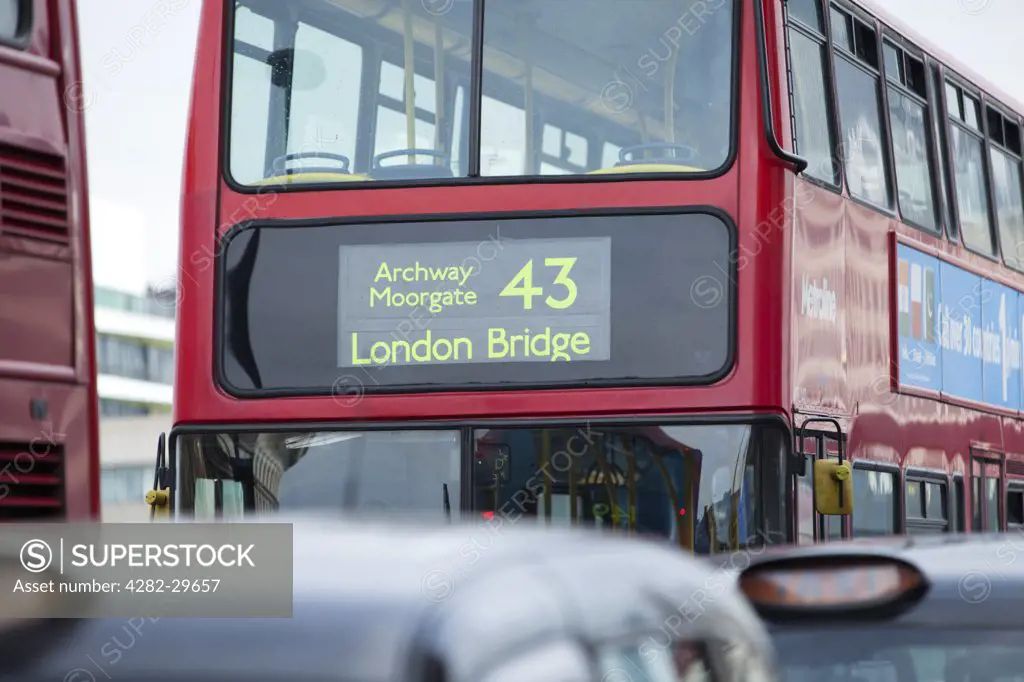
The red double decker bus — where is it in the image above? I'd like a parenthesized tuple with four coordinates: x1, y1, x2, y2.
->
(160, 0, 1024, 547)
(0, 0, 99, 520)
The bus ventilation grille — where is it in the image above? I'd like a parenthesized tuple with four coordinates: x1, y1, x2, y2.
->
(0, 143, 70, 244)
(1008, 460, 1024, 477)
(0, 440, 66, 521)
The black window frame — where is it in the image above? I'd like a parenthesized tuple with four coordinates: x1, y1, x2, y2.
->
(782, 0, 843, 191)
(944, 73, 1001, 262)
(931, 61, 958, 241)
(878, 33, 942, 237)
(0, 0, 32, 49)
(827, 1, 897, 216)
(983, 99, 1024, 273)
(851, 461, 901, 538)
(904, 469, 949, 534)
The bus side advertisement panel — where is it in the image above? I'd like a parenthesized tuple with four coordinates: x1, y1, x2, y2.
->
(894, 242, 1022, 412)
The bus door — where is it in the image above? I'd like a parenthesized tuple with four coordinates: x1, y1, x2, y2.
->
(970, 449, 1004, 532)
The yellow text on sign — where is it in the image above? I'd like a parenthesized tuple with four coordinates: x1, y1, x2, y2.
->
(499, 257, 579, 310)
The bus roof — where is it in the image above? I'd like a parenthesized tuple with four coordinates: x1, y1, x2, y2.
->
(853, 0, 1024, 115)
(14, 517, 771, 681)
(739, 533, 1024, 630)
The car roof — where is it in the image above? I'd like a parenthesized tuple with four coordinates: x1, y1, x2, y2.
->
(739, 533, 1024, 629)
(12, 516, 773, 681)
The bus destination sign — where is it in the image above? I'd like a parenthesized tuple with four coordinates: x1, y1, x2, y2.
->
(337, 237, 612, 367)
(217, 211, 733, 395)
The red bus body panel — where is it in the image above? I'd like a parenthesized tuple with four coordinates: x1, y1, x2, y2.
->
(176, 0, 1024, 535)
(0, 0, 99, 520)
(175, 0, 785, 425)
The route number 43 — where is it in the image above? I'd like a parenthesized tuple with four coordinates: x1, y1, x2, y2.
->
(499, 257, 578, 310)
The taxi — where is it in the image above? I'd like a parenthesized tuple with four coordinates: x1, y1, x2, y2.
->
(4, 518, 777, 682)
(732, 533, 1024, 682)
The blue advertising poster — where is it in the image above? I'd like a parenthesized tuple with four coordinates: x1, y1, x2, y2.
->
(895, 244, 941, 391)
(895, 243, 1024, 412)
(939, 260, 983, 401)
(1020, 293, 1024, 410)
(982, 281, 1021, 410)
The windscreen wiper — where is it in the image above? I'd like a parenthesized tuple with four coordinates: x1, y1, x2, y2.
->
(443, 483, 452, 522)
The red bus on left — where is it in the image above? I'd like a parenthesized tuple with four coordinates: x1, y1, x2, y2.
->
(0, 0, 99, 520)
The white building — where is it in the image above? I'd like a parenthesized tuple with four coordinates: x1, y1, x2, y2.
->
(94, 285, 175, 521)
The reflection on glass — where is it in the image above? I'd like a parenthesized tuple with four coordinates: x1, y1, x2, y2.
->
(176, 422, 788, 552)
(775, 628, 1024, 682)
(925, 481, 945, 520)
(178, 430, 461, 518)
(598, 640, 712, 682)
(230, 0, 472, 184)
(972, 476, 983, 531)
(951, 125, 995, 254)
(833, 57, 891, 208)
(991, 147, 1024, 270)
(905, 480, 921, 517)
(852, 468, 895, 536)
(0, 0, 21, 39)
(480, 0, 735, 176)
(228, 0, 735, 184)
(789, 31, 839, 185)
(986, 477, 1000, 531)
(887, 89, 936, 230)
(796, 455, 814, 544)
(787, 0, 821, 30)
(470, 423, 787, 553)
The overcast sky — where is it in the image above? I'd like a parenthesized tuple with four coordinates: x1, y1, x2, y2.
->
(77, 0, 1024, 294)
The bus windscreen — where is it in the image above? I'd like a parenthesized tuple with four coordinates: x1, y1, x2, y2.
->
(217, 211, 734, 395)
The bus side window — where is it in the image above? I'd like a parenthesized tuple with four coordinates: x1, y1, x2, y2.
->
(784, 0, 840, 186)
(951, 475, 965, 531)
(852, 466, 897, 537)
(946, 81, 997, 255)
(905, 476, 950, 534)
(830, 9, 893, 210)
(796, 454, 814, 543)
(882, 42, 939, 233)
(986, 104, 1024, 271)
(0, 0, 29, 42)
